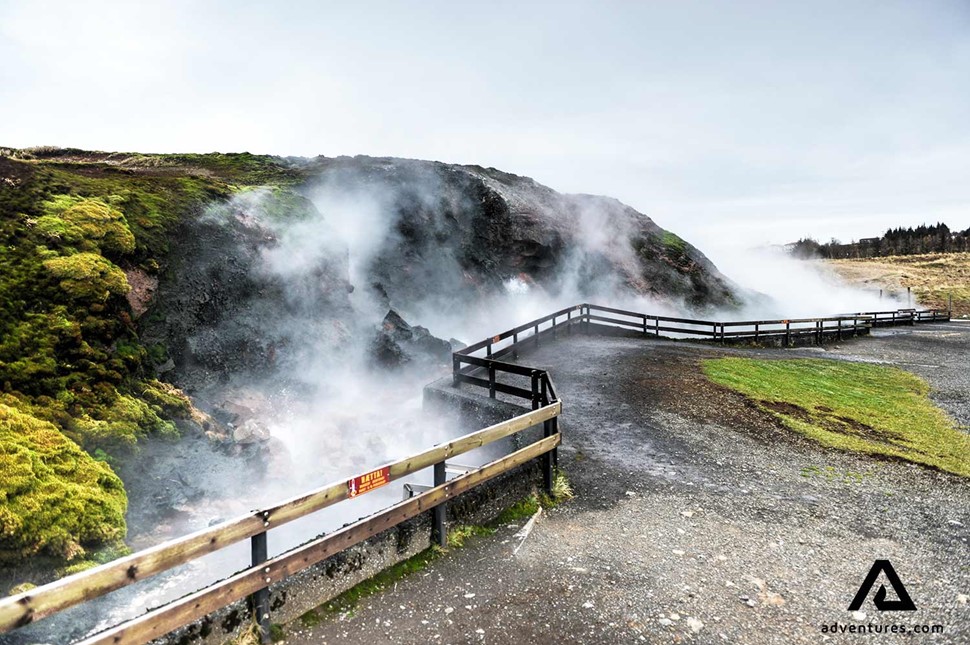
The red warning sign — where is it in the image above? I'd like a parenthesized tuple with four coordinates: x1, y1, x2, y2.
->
(347, 467, 390, 498)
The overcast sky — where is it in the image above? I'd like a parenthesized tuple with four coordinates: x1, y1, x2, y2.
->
(1, 0, 968, 248)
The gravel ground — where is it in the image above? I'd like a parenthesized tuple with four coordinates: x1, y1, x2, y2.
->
(284, 323, 970, 644)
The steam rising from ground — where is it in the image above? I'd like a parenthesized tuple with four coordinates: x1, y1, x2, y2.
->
(67, 173, 916, 642)
(706, 244, 907, 320)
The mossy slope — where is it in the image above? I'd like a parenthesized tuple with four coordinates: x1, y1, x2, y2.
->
(0, 148, 295, 563)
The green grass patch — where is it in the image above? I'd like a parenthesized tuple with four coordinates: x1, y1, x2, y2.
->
(495, 495, 541, 523)
(321, 546, 444, 617)
(703, 357, 970, 477)
(446, 524, 496, 548)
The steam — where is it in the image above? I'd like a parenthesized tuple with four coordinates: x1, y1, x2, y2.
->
(705, 244, 906, 320)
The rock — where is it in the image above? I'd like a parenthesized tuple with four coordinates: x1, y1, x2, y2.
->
(231, 418, 271, 444)
(371, 309, 452, 367)
(687, 617, 704, 633)
(959, 593, 968, 605)
(658, 618, 673, 627)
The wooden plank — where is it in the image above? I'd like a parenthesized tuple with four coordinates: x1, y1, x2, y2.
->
(0, 402, 559, 633)
(76, 434, 561, 645)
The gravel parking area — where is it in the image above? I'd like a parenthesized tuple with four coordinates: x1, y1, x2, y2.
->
(285, 323, 970, 644)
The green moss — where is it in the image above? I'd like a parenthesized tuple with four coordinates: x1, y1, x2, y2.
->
(703, 357, 970, 477)
(43, 252, 130, 302)
(0, 402, 127, 563)
(36, 197, 135, 256)
(446, 524, 496, 548)
(322, 546, 444, 616)
(495, 495, 541, 523)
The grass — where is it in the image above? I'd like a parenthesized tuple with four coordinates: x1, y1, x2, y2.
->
(311, 546, 444, 619)
(702, 357, 970, 477)
(301, 480, 576, 626)
(824, 252, 970, 317)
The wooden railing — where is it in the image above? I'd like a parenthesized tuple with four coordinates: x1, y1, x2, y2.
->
(1, 300, 950, 644)
(0, 396, 562, 644)
(451, 303, 951, 398)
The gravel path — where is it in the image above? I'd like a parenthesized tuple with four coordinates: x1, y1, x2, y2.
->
(285, 323, 970, 644)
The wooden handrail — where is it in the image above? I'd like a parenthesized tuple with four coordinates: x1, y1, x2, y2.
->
(0, 402, 560, 633)
(76, 434, 561, 645)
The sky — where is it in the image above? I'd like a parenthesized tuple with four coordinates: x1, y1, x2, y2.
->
(1, 0, 968, 249)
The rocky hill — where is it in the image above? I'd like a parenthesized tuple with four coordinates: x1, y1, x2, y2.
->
(0, 147, 738, 569)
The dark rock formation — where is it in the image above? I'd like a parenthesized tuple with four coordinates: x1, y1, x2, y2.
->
(301, 156, 738, 312)
(371, 309, 453, 368)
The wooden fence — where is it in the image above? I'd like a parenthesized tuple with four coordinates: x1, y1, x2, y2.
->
(451, 303, 951, 400)
(0, 378, 562, 644)
(1, 300, 949, 644)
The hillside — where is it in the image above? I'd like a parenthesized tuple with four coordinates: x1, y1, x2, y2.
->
(823, 252, 970, 318)
(0, 147, 739, 567)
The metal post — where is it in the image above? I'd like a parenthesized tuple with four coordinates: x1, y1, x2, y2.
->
(486, 339, 492, 358)
(785, 321, 791, 347)
(567, 309, 572, 335)
(530, 371, 540, 411)
(513, 332, 518, 358)
(488, 362, 496, 399)
(720, 323, 725, 344)
(452, 355, 460, 387)
(541, 377, 553, 495)
(837, 318, 842, 341)
(553, 315, 557, 339)
(432, 462, 447, 547)
(534, 323, 540, 347)
(655, 317, 660, 337)
(251, 531, 271, 643)
(754, 323, 759, 341)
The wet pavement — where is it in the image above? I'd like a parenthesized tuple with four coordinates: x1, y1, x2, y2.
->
(284, 322, 970, 644)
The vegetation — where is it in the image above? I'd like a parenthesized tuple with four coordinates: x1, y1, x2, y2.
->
(0, 403, 127, 562)
(0, 148, 297, 563)
(703, 357, 970, 477)
(790, 222, 970, 259)
(314, 546, 445, 618)
(824, 252, 970, 318)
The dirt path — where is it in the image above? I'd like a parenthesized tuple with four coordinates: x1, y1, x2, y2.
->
(284, 324, 970, 644)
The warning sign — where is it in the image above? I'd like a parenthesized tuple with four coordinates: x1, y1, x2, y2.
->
(347, 467, 390, 497)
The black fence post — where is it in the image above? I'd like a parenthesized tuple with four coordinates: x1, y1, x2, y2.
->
(250, 528, 271, 643)
(567, 309, 572, 335)
(452, 355, 460, 387)
(785, 321, 791, 347)
(531, 371, 540, 411)
(513, 332, 518, 358)
(488, 362, 496, 399)
(432, 462, 447, 547)
(541, 376, 553, 496)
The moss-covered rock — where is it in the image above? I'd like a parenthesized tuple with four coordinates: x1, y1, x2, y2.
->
(0, 402, 127, 562)
(43, 252, 130, 302)
(35, 196, 136, 256)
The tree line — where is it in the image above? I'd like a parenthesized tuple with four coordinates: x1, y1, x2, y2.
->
(789, 223, 970, 259)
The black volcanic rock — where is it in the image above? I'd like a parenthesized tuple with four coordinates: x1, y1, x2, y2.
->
(371, 309, 453, 368)
(302, 156, 738, 311)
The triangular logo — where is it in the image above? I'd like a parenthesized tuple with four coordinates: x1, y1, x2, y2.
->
(848, 560, 916, 611)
